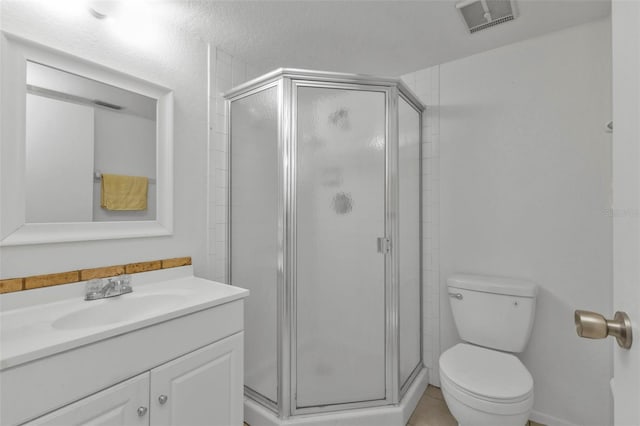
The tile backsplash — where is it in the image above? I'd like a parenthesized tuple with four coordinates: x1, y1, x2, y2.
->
(0, 257, 192, 294)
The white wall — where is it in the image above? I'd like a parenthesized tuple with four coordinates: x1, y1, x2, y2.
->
(0, 2, 209, 278)
(437, 18, 612, 426)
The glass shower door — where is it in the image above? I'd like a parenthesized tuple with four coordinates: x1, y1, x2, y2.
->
(294, 85, 387, 409)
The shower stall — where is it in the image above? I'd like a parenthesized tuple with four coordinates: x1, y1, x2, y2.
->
(226, 69, 426, 424)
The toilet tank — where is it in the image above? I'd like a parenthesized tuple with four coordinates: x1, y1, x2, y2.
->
(447, 274, 538, 353)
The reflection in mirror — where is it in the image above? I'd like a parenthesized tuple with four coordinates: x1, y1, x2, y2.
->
(25, 61, 157, 223)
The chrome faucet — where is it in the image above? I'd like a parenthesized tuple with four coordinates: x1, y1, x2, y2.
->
(100, 280, 118, 298)
(85, 275, 133, 300)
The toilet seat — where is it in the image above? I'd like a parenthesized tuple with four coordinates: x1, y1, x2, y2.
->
(439, 343, 534, 416)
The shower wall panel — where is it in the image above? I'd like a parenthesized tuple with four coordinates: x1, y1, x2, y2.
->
(230, 86, 279, 404)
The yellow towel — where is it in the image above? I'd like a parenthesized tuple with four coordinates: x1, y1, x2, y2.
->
(100, 174, 148, 211)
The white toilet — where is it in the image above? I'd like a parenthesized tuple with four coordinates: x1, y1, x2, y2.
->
(439, 274, 538, 426)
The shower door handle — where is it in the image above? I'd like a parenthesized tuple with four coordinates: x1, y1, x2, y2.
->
(377, 237, 391, 254)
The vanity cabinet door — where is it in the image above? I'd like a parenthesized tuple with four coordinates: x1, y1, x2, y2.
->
(24, 373, 150, 426)
(150, 332, 244, 426)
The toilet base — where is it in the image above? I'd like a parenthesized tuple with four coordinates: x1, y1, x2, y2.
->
(441, 386, 531, 426)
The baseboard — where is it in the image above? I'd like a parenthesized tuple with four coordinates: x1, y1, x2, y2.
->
(428, 372, 441, 387)
(530, 410, 579, 426)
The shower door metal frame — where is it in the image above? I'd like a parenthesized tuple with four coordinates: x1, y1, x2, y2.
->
(288, 79, 396, 416)
(279, 76, 293, 418)
(225, 69, 425, 421)
(398, 91, 425, 399)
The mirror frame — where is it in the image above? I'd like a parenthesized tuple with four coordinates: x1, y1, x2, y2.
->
(0, 32, 173, 246)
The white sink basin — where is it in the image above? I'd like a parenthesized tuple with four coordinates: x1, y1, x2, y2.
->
(1, 269, 249, 371)
(52, 294, 186, 329)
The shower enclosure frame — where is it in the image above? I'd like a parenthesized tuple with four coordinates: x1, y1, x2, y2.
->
(225, 69, 425, 420)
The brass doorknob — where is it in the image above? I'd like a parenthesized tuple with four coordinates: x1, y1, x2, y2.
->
(574, 310, 633, 349)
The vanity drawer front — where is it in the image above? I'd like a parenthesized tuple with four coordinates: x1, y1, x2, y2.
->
(23, 373, 150, 426)
(1, 300, 244, 426)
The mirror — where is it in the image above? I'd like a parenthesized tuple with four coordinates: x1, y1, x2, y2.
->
(0, 32, 173, 245)
(26, 61, 157, 223)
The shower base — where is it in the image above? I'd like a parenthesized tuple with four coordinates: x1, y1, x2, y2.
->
(244, 367, 429, 426)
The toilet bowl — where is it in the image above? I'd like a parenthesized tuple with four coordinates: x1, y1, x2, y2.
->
(439, 274, 538, 426)
(440, 343, 534, 426)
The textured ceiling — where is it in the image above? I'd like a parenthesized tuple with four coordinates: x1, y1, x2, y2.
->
(2, 1, 611, 77)
(182, 0, 611, 77)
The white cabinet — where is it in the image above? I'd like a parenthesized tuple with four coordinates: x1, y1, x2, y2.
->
(150, 332, 244, 426)
(24, 333, 243, 426)
(3, 297, 246, 426)
(26, 373, 149, 426)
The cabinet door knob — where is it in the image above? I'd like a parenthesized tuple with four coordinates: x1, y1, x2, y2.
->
(158, 394, 168, 405)
(137, 406, 148, 417)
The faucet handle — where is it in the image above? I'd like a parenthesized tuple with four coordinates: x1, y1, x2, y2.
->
(117, 274, 133, 293)
(85, 278, 105, 300)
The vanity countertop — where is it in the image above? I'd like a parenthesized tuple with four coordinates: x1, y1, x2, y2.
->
(0, 266, 248, 370)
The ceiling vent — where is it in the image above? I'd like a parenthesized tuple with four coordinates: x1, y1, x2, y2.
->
(456, 0, 517, 34)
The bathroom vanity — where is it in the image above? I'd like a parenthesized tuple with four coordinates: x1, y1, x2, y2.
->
(0, 267, 248, 426)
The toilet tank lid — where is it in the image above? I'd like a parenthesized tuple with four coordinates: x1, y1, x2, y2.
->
(447, 274, 538, 298)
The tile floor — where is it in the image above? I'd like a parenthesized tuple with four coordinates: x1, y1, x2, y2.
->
(245, 385, 545, 426)
(408, 385, 545, 426)
(407, 385, 457, 426)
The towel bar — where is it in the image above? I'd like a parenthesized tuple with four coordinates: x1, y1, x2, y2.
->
(94, 171, 156, 184)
